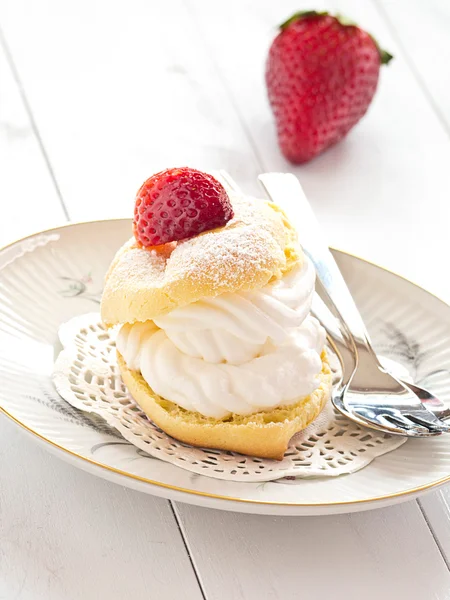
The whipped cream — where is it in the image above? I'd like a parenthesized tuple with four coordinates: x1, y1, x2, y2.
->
(117, 257, 326, 419)
(153, 259, 316, 365)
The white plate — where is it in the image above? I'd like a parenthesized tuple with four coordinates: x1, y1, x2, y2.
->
(1, 219, 450, 515)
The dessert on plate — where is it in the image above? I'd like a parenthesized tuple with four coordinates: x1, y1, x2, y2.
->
(101, 167, 331, 459)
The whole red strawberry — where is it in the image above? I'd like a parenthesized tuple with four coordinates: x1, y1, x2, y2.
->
(133, 167, 234, 247)
(266, 11, 393, 163)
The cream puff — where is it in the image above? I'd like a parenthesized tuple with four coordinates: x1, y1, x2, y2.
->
(101, 167, 331, 459)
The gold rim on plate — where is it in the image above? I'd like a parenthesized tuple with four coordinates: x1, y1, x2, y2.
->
(1, 219, 449, 509)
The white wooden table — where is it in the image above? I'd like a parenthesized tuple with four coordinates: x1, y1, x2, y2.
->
(1, 1, 450, 598)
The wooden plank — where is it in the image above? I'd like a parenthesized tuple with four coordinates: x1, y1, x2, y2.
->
(352, 0, 450, 574)
(419, 491, 450, 569)
(0, 416, 203, 600)
(377, 0, 450, 133)
(184, 0, 450, 302)
(0, 0, 264, 223)
(0, 11, 203, 599)
(175, 501, 450, 600)
(0, 39, 65, 245)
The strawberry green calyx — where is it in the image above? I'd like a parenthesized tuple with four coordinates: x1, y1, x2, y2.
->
(279, 10, 328, 30)
(372, 39, 394, 65)
(279, 10, 393, 65)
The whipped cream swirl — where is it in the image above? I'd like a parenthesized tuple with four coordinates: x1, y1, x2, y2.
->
(117, 258, 326, 419)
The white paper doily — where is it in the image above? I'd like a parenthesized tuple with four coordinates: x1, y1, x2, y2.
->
(52, 313, 406, 482)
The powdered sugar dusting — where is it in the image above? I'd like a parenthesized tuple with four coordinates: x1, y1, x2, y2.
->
(105, 239, 168, 292)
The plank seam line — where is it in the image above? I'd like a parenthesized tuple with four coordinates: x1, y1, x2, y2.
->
(417, 497, 450, 572)
(0, 25, 70, 221)
(183, 0, 267, 173)
(373, 0, 450, 139)
(169, 501, 207, 600)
